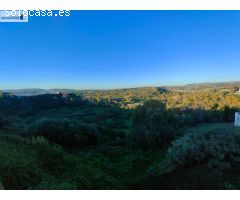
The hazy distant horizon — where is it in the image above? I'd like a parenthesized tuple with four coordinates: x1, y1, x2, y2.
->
(2, 80, 240, 91)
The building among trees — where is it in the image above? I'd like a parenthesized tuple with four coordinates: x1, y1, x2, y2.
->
(233, 86, 240, 94)
(235, 112, 240, 127)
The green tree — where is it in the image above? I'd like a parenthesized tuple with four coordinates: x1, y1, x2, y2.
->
(131, 100, 177, 148)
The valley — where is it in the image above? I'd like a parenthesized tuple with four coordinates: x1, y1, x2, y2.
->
(0, 82, 240, 189)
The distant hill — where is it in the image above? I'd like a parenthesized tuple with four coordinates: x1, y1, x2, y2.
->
(166, 81, 240, 92)
(2, 81, 240, 97)
(3, 89, 53, 96)
(2, 89, 78, 96)
(184, 81, 240, 88)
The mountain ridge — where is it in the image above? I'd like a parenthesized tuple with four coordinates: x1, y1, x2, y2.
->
(2, 81, 240, 96)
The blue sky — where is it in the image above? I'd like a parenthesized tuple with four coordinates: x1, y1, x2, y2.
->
(1, 11, 240, 89)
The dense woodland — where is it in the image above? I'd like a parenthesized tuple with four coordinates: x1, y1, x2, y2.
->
(0, 84, 240, 189)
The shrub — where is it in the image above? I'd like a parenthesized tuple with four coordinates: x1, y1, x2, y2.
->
(0, 135, 43, 189)
(0, 114, 9, 129)
(163, 124, 240, 172)
(142, 165, 227, 189)
(131, 100, 178, 148)
(33, 176, 77, 190)
(31, 136, 65, 174)
(58, 153, 119, 189)
(29, 118, 100, 148)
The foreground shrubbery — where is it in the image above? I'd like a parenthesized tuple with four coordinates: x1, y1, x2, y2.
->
(0, 134, 151, 189)
(0, 96, 240, 190)
(1, 122, 240, 189)
(136, 124, 240, 189)
(0, 114, 10, 130)
(32, 137, 65, 174)
(0, 135, 43, 189)
(163, 124, 240, 172)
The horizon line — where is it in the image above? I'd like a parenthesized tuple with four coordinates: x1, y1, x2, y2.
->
(1, 80, 240, 91)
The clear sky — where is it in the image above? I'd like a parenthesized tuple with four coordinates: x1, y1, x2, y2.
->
(1, 11, 240, 90)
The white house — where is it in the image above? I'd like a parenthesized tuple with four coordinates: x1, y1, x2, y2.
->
(236, 87, 240, 94)
(235, 112, 240, 127)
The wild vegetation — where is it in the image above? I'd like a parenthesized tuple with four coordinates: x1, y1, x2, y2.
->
(0, 84, 240, 189)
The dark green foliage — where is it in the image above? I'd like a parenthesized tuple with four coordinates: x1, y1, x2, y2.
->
(131, 100, 178, 148)
(132, 125, 240, 189)
(31, 137, 65, 174)
(0, 135, 43, 189)
(0, 93, 87, 116)
(25, 105, 131, 131)
(163, 124, 240, 173)
(64, 93, 87, 106)
(141, 165, 230, 189)
(175, 107, 237, 126)
(0, 132, 161, 190)
(0, 114, 9, 129)
(0, 90, 240, 190)
(33, 176, 77, 190)
(29, 119, 100, 148)
(2, 121, 240, 189)
(223, 106, 235, 122)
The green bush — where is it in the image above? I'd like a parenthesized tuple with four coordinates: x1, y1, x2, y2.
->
(0, 135, 43, 189)
(33, 176, 77, 190)
(131, 100, 178, 148)
(142, 165, 228, 189)
(0, 114, 9, 129)
(29, 118, 100, 148)
(31, 136, 65, 174)
(163, 124, 240, 172)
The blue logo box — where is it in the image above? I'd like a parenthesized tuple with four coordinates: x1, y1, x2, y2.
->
(0, 10, 28, 22)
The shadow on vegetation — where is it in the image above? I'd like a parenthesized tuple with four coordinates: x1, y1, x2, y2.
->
(0, 93, 239, 189)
